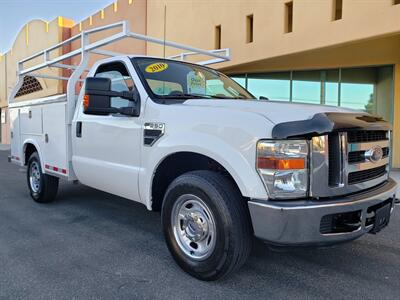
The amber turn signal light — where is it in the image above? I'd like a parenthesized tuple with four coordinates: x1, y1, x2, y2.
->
(83, 95, 90, 110)
(257, 157, 306, 170)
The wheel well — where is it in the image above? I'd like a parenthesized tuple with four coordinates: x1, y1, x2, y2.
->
(24, 143, 37, 165)
(151, 152, 241, 211)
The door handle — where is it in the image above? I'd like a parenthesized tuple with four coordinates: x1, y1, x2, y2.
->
(76, 121, 82, 138)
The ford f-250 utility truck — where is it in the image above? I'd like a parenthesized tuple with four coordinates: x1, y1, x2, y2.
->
(8, 22, 398, 280)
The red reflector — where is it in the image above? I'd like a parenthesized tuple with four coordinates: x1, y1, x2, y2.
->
(62, 169, 67, 174)
(53, 167, 59, 172)
(257, 157, 305, 170)
(45, 164, 50, 169)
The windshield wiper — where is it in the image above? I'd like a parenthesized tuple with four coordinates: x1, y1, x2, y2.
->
(157, 93, 248, 100)
(205, 95, 248, 99)
(158, 93, 214, 99)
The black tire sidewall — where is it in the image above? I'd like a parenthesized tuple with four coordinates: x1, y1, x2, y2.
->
(162, 176, 235, 279)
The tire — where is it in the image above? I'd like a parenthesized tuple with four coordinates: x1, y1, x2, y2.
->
(161, 170, 252, 281)
(27, 152, 59, 203)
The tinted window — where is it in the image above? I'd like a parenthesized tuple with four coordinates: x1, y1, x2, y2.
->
(247, 72, 291, 101)
(340, 68, 375, 113)
(292, 71, 321, 104)
(95, 62, 135, 109)
(133, 58, 254, 100)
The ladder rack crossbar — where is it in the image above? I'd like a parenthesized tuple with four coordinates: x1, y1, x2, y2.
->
(28, 73, 84, 82)
(10, 20, 231, 106)
(90, 49, 127, 57)
(18, 21, 229, 77)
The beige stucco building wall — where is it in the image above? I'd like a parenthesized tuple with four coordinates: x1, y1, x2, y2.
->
(146, 0, 400, 67)
(0, 17, 74, 144)
(70, 0, 147, 69)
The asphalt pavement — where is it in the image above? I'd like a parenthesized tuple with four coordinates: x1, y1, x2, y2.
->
(0, 150, 399, 299)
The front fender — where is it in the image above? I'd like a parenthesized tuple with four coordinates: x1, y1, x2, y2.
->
(139, 131, 268, 210)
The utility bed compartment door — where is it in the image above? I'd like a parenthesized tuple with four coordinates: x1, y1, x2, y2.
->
(9, 108, 21, 162)
(20, 107, 43, 135)
(42, 103, 68, 175)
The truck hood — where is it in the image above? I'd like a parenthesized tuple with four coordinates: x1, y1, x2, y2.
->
(182, 99, 355, 124)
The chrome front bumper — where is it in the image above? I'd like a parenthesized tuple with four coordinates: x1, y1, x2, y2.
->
(248, 178, 398, 246)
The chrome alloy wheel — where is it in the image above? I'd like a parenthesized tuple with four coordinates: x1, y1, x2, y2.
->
(171, 194, 217, 260)
(29, 161, 41, 193)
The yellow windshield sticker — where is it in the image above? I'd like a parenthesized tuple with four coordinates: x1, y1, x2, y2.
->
(145, 62, 169, 73)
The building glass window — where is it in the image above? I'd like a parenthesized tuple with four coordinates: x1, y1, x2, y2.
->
(230, 65, 393, 123)
(231, 75, 246, 89)
(333, 0, 343, 21)
(375, 66, 394, 123)
(246, 14, 254, 43)
(285, 2, 293, 33)
(247, 72, 291, 101)
(215, 25, 221, 49)
(292, 70, 321, 104)
(324, 69, 339, 106)
(340, 67, 375, 114)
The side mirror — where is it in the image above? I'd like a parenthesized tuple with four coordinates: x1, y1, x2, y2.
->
(259, 96, 269, 100)
(83, 77, 140, 116)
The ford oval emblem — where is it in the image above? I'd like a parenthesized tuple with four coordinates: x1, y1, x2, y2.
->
(364, 146, 383, 163)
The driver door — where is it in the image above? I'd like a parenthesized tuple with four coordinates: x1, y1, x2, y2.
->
(72, 61, 142, 202)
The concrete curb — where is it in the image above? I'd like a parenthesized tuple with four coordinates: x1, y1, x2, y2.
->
(0, 144, 10, 151)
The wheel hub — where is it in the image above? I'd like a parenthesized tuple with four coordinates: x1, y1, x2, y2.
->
(171, 195, 216, 260)
(182, 211, 209, 242)
(29, 162, 41, 193)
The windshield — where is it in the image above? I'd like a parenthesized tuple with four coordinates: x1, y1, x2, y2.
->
(132, 57, 254, 101)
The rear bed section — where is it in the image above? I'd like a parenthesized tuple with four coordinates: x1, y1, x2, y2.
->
(9, 95, 71, 179)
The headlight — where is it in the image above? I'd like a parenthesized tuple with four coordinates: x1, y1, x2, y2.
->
(256, 140, 309, 199)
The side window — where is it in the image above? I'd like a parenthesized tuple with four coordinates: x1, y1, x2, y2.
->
(94, 62, 135, 109)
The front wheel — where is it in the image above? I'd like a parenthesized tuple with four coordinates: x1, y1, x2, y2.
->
(27, 152, 59, 203)
(161, 170, 252, 281)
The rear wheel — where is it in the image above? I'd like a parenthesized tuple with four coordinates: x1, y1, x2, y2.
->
(161, 170, 252, 281)
(27, 152, 59, 203)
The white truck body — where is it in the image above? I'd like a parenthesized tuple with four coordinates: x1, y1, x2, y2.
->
(10, 95, 69, 177)
(9, 80, 355, 209)
(8, 21, 398, 280)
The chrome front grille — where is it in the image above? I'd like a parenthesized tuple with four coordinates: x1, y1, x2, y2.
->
(348, 165, 387, 185)
(348, 148, 389, 164)
(347, 130, 387, 143)
(346, 135, 390, 185)
(310, 130, 390, 198)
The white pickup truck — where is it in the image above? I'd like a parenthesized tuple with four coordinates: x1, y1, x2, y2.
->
(8, 22, 398, 280)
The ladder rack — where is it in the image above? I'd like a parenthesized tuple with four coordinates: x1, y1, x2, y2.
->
(9, 20, 231, 107)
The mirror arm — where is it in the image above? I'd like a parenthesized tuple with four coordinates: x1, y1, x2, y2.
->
(120, 91, 135, 100)
(86, 89, 135, 101)
(86, 89, 121, 98)
(85, 107, 119, 115)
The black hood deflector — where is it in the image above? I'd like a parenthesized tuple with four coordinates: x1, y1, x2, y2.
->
(272, 112, 392, 139)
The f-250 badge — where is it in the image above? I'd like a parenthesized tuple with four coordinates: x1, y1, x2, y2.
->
(144, 122, 165, 146)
